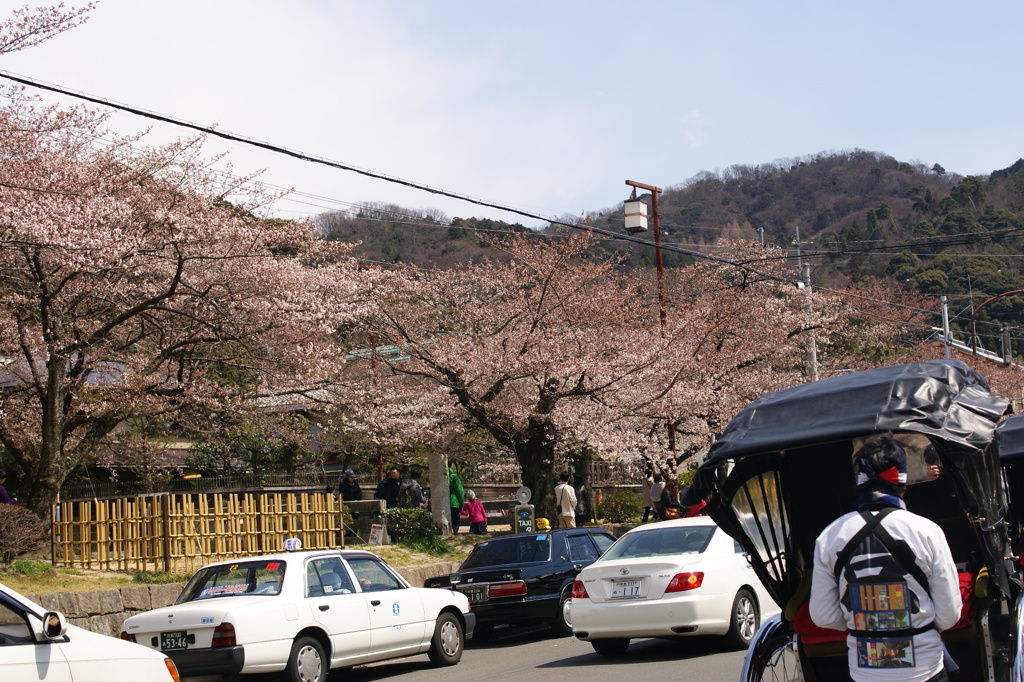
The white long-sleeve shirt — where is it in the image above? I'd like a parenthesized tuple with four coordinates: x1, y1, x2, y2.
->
(810, 507, 962, 682)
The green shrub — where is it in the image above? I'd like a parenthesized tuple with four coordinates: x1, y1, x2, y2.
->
(597, 489, 643, 524)
(385, 508, 438, 541)
(9, 559, 55, 577)
(678, 468, 697, 487)
(398, 534, 452, 556)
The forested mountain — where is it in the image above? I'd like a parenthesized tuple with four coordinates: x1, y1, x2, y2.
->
(315, 150, 1024, 351)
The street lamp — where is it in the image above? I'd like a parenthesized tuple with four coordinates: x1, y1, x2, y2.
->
(624, 180, 674, 455)
(625, 180, 667, 333)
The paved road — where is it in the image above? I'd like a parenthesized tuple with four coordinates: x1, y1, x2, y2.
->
(332, 623, 748, 682)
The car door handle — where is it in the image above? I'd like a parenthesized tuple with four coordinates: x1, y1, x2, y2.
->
(319, 605, 330, 611)
(371, 599, 381, 606)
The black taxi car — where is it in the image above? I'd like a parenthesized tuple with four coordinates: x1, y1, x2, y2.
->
(425, 527, 615, 641)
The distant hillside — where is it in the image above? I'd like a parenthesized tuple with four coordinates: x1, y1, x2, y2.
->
(315, 150, 1024, 353)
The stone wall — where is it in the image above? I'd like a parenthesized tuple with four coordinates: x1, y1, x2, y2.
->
(26, 561, 463, 638)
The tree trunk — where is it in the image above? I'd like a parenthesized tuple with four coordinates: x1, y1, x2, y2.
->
(516, 443, 557, 523)
(28, 357, 69, 516)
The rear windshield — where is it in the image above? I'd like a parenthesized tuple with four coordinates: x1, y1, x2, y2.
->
(460, 535, 552, 569)
(602, 526, 715, 561)
(177, 560, 287, 603)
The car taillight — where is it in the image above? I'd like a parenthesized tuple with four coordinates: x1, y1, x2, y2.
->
(211, 622, 236, 647)
(488, 580, 527, 598)
(666, 572, 704, 592)
(119, 630, 136, 642)
(164, 657, 181, 682)
(571, 580, 589, 599)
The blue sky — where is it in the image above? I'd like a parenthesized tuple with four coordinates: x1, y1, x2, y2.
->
(1, 0, 1021, 226)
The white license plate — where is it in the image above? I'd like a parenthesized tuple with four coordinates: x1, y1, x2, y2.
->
(610, 580, 641, 599)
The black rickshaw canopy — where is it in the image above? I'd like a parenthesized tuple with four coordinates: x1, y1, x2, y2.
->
(692, 359, 1012, 611)
(701, 359, 1008, 466)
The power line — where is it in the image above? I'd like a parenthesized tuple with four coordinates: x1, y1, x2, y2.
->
(0, 69, 804, 287)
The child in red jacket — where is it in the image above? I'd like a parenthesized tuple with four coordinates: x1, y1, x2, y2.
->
(460, 489, 487, 534)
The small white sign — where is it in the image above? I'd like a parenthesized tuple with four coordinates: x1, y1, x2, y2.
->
(369, 524, 386, 545)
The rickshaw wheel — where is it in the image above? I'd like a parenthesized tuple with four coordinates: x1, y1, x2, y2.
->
(741, 615, 801, 682)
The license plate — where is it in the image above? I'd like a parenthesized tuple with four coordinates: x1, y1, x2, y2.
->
(610, 580, 641, 599)
(459, 586, 487, 603)
(160, 630, 189, 651)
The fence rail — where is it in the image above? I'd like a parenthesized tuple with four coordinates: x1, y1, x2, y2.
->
(52, 489, 344, 573)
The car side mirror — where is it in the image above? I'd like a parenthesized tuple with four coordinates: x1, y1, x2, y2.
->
(40, 611, 68, 640)
(449, 573, 461, 585)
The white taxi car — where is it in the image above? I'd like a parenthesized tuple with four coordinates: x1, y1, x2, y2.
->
(569, 517, 779, 655)
(0, 581, 179, 681)
(121, 547, 474, 682)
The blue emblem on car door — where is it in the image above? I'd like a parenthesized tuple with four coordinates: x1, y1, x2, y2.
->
(392, 602, 400, 615)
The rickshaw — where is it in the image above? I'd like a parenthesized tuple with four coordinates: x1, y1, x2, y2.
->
(688, 359, 1022, 681)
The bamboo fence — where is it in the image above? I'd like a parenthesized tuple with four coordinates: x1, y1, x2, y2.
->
(52, 490, 344, 573)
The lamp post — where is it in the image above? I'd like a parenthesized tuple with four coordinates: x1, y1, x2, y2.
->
(624, 180, 667, 334)
(624, 180, 674, 454)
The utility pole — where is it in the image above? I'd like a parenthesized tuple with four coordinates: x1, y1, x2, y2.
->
(940, 295, 951, 359)
(801, 263, 819, 382)
(624, 180, 674, 455)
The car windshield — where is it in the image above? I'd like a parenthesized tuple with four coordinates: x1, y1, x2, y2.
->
(601, 526, 715, 560)
(177, 559, 287, 603)
(460, 535, 552, 569)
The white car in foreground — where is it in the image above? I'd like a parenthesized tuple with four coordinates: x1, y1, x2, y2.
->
(121, 547, 474, 682)
(569, 517, 779, 656)
(0, 581, 179, 681)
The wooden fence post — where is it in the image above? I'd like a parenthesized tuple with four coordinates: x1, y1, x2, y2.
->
(161, 494, 171, 573)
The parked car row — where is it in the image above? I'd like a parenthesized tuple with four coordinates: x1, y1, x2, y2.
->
(424, 518, 778, 656)
(3, 518, 777, 681)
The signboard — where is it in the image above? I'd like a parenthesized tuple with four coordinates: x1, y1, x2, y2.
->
(369, 523, 386, 545)
(514, 504, 535, 534)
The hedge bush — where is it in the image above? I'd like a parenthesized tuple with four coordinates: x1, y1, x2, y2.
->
(596, 489, 643, 524)
(384, 508, 438, 541)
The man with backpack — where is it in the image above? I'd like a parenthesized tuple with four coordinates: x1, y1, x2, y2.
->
(810, 435, 962, 682)
(397, 469, 426, 509)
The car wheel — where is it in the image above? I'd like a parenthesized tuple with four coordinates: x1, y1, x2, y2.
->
(725, 589, 760, 650)
(550, 587, 573, 637)
(471, 622, 494, 644)
(427, 612, 464, 666)
(284, 636, 327, 682)
(591, 638, 630, 656)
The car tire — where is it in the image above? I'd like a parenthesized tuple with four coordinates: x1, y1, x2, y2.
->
(591, 638, 630, 656)
(284, 636, 327, 682)
(725, 588, 760, 650)
(427, 612, 464, 666)
(550, 587, 573, 637)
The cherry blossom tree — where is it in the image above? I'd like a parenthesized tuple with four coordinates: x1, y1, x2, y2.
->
(355, 235, 931, 518)
(357, 236, 763, 515)
(0, 94, 370, 514)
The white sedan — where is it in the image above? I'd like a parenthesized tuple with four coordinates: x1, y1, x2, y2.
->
(121, 547, 474, 682)
(569, 517, 779, 656)
(0, 581, 179, 681)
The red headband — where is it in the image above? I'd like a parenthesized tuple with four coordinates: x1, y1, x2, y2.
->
(877, 467, 901, 485)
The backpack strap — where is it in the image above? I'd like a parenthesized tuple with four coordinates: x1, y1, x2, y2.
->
(832, 506, 899, 584)
(870, 512, 931, 595)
